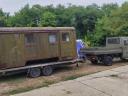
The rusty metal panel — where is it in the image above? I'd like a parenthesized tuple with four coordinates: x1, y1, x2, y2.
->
(0, 35, 5, 68)
(71, 30, 77, 58)
(0, 27, 75, 33)
(0, 34, 25, 69)
(36, 33, 59, 59)
(60, 30, 77, 60)
(0, 27, 77, 70)
(48, 33, 59, 58)
(3, 34, 16, 68)
(24, 33, 38, 60)
(15, 34, 26, 67)
(38, 33, 49, 58)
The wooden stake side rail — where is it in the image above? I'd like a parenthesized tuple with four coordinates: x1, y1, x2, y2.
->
(0, 59, 80, 74)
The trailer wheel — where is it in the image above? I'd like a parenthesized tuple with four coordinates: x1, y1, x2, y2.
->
(103, 56, 113, 66)
(28, 68, 41, 78)
(42, 66, 53, 76)
(91, 60, 98, 64)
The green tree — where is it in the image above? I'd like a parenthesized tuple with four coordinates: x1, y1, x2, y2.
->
(3, 2, 127, 46)
(0, 9, 8, 27)
(40, 11, 56, 27)
(7, 4, 42, 27)
(101, 3, 118, 16)
(91, 2, 128, 46)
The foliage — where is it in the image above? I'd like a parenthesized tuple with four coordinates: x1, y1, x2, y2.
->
(0, 9, 8, 27)
(1, 2, 128, 46)
(5, 4, 104, 38)
(90, 2, 128, 46)
(7, 4, 42, 27)
(40, 11, 56, 27)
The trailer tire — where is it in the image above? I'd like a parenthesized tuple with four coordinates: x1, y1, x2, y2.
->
(28, 68, 41, 78)
(103, 56, 113, 66)
(42, 66, 53, 76)
(91, 60, 98, 64)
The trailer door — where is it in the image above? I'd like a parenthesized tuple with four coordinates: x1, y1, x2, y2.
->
(14, 34, 25, 67)
(60, 32, 75, 60)
(48, 33, 59, 58)
(24, 33, 38, 60)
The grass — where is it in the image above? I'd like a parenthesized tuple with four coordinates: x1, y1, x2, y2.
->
(1, 66, 110, 96)
(2, 71, 102, 96)
(66, 91, 72, 94)
(63, 74, 87, 81)
(0, 73, 26, 83)
(110, 74, 119, 77)
(3, 80, 55, 95)
(2, 73, 90, 96)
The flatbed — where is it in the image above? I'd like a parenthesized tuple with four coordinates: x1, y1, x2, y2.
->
(0, 59, 81, 77)
(81, 47, 122, 55)
(80, 37, 128, 66)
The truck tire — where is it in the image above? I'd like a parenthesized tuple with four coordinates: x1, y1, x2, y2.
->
(28, 68, 41, 78)
(120, 57, 126, 61)
(102, 56, 113, 66)
(42, 66, 53, 76)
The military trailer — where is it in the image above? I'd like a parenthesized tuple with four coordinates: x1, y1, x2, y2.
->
(0, 27, 77, 77)
(80, 37, 128, 66)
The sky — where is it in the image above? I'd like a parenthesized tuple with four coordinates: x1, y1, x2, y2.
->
(0, 0, 127, 15)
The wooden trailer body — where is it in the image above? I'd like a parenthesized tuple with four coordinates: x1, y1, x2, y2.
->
(0, 27, 77, 70)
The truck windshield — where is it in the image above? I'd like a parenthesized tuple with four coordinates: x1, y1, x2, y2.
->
(107, 38, 120, 44)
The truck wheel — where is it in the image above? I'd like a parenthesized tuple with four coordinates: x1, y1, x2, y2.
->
(42, 66, 53, 76)
(91, 60, 98, 64)
(28, 68, 41, 78)
(120, 57, 126, 61)
(103, 56, 113, 66)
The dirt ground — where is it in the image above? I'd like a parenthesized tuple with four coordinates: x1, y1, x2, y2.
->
(0, 60, 128, 96)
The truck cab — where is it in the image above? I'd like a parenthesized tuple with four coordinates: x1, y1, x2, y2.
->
(106, 37, 128, 47)
(106, 37, 128, 59)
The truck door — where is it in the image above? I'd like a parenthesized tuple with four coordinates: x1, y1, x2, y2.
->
(122, 40, 128, 58)
(60, 32, 75, 60)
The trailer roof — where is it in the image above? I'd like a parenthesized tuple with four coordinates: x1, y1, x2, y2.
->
(0, 27, 75, 34)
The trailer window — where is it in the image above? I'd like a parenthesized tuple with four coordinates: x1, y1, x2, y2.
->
(25, 34, 35, 44)
(62, 33, 70, 42)
(49, 34, 57, 44)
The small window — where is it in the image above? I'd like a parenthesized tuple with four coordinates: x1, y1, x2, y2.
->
(62, 33, 70, 42)
(49, 34, 57, 44)
(25, 34, 35, 44)
(124, 40, 128, 45)
(107, 38, 120, 44)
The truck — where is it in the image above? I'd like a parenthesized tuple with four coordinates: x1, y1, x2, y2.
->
(0, 27, 79, 78)
(80, 37, 128, 66)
